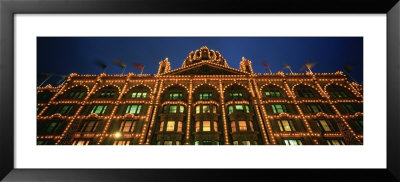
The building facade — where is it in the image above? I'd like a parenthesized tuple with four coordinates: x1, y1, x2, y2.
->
(37, 46, 363, 145)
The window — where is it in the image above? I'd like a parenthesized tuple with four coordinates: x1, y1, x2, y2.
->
(80, 121, 98, 132)
(329, 90, 348, 98)
(176, 141, 181, 145)
(233, 141, 239, 145)
(229, 92, 243, 100)
(297, 90, 314, 98)
(327, 139, 345, 145)
(179, 106, 185, 113)
(203, 105, 210, 113)
(271, 104, 288, 114)
(68, 91, 85, 99)
(306, 104, 323, 114)
(195, 141, 200, 145)
(265, 90, 281, 97)
(355, 120, 363, 129)
(249, 122, 254, 131)
(125, 104, 142, 114)
(46, 122, 60, 133)
(231, 122, 237, 132)
(284, 139, 303, 145)
(113, 140, 130, 145)
(169, 105, 177, 113)
(177, 122, 182, 132)
(228, 105, 233, 114)
(235, 105, 244, 112)
(131, 91, 147, 98)
(99, 91, 116, 98)
(37, 140, 49, 145)
(72, 140, 90, 145)
(242, 141, 251, 145)
(55, 105, 73, 115)
(195, 121, 200, 132)
(166, 121, 175, 131)
(203, 121, 211, 131)
(164, 141, 173, 145)
(120, 120, 136, 132)
(342, 104, 357, 114)
(169, 92, 183, 100)
(245, 105, 250, 113)
(238, 121, 247, 131)
(199, 92, 212, 100)
(212, 105, 217, 113)
(196, 105, 201, 114)
(90, 105, 107, 114)
(277, 120, 296, 131)
(214, 121, 218, 132)
(163, 105, 168, 113)
(159, 121, 164, 131)
(316, 119, 334, 132)
(203, 140, 212, 145)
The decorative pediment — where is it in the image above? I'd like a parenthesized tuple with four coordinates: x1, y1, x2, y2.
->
(162, 61, 249, 76)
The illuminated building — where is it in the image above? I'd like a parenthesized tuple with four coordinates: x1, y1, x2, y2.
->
(36, 46, 363, 145)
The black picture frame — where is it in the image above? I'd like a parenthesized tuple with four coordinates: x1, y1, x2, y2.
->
(1, 0, 399, 181)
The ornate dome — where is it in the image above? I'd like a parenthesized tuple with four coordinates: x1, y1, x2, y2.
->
(182, 46, 228, 67)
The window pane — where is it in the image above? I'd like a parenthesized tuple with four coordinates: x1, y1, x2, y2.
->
(282, 120, 292, 131)
(236, 105, 244, 112)
(228, 105, 233, 114)
(177, 122, 182, 132)
(196, 105, 200, 114)
(319, 120, 331, 131)
(142, 92, 147, 98)
(132, 92, 137, 98)
(167, 121, 175, 131)
(136, 105, 142, 114)
(136, 92, 142, 98)
(203, 121, 211, 131)
(179, 106, 185, 113)
(169, 105, 177, 113)
(245, 105, 250, 113)
(238, 121, 247, 131)
(196, 121, 200, 132)
(164, 141, 173, 145)
(203, 105, 210, 113)
(160, 121, 164, 132)
(231, 122, 236, 132)
(214, 121, 218, 132)
(242, 141, 251, 145)
(47, 122, 58, 133)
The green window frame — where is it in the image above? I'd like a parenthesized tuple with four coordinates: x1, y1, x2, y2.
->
(228, 105, 234, 114)
(46, 122, 59, 133)
(342, 104, 357, 114)
(235, 105, 244, 112)
(169, 105, 177, 113)
(131, 91, 147, 99)
(265, 90, 281, 97)
(271, 104, 287, 114)
(90, 105, 108, 114)
(199, 92, 212, 100)
(99, 91, 116, 98)
(126, 104, 142, 114)
(169, 92, 183, 100)
(56, 105, 73, 115)
(306, 104, 323, 114)
(229, 92, 243, 100)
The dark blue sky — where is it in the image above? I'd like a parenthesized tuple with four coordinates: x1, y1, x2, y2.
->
(37, 37, 363, 86)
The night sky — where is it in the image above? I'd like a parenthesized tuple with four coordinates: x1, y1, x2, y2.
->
(37, 37, 363, 86)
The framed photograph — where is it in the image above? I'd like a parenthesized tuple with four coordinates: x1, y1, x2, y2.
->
(1, 0, 399, 181)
